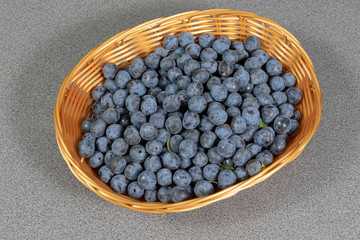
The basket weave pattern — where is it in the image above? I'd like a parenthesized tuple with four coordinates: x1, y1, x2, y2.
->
(54, 9, 322, 213)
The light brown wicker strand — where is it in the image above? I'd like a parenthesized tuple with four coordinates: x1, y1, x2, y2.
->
(54, 9, 322, 213)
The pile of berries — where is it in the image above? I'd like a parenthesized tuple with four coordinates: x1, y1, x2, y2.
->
(78, 31, 302, 203)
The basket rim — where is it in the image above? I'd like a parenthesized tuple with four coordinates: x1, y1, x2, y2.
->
(54, 9, 323, 213)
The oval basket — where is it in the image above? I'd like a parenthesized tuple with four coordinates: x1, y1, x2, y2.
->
(54, 9, 322, 213)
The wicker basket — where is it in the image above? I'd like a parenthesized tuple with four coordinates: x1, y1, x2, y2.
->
(54, 9, 322, 213)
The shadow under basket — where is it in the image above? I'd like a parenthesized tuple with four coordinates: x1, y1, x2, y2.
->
(54, 9, 322, 213)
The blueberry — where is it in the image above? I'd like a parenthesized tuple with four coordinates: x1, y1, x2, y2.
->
(224, 93, 242, 108)
(88, 151, 104, 168)
(199, 117, 214, 132)
(166, 67, 181, 83)
(90, 119, 107, 138)
(144, 156, 162, 173)
(260, 105, 280, 123)
(212, 36, 231, 54)
(208, 102, 226, 113)
(192, 152, 208, 167)
(182, 129, 200, 143)
(279, 103, 295, 118)
(187, 82, 204, 97)
(200, 59, 218, 74)
(125, 94, 140, 112)
(127, 80, 146, 97)
(165, 115, 182, 134)
(163, 35, 178, 50)
(128, 58, 146, 78)
(217, 139, 236, 158)
(140, 70, 158, 88)
(111, 138, 128, 156)
(103, 79, 118, 93)
(171, 186, 190, 203)
(184, 59, 200, 76)
(178, 31, 194, 47)
(182, 111, 200, 129)
(145, 139, 163, 155)
(254, 128, 274, 147)
(156, 91, 170, 105)
(144, 190, 158, 202)
(115, 70, 131, 88)
(222, 49, 239, 63)
(233, 66, 250, 88)
(119, 114, 131, 128)
(239, 83, 254, 94)
(165, 83, 179, 95)
(160, 57, 176, 71)
(256, 150, 273, 167)
(253, 83, 271, 97)
(286, 87, 302, 104)
(92, 86, 107, 101)
(218, 60, 234, 77)
(200, 131, 217, 149)
(144, 53, 160, 70)
(113, 89, 128, 107)
(232, 148, 251, 167)
(230, 41, 245, 51)
(123, 125, 141, 145)
(251, 49, 269, 65)
(272, 91, 288, 106)
(231, 116, 247, 134)
(129, 145, 147, 163)
(282, 73, 296, 87)
(292, 110, 302, 122)
(288, 119, 299, 137)
(98, 165, 114, 183)
(244, 57, 261, 72)
(211, 84, 228, 102)
(95, 137, 111, 153)
(124, 163, 143, 181)
(188, 166, 204, 182)
(169, 46, 186, 60)
(180, 157, 192, 169)
(110, 174, 129, 194)
(207, 147, 224, 164)
(176, 53, 192, 70)
(218, 169, 237, 189)
(203, 92, 214, 103)
(168, 135, 182, 153)
(203, 164, 220, 181)
(234, 167, 249, 181)
(176, 75, 191, 90)
(250, 69, 269, 85)
(246, 159, 262, 176)
(154, 47, 169, 58)
(187, 96, 207, 114)
(245, 36, 261, 52)
(269, 76, 285, 91)
(185, 43, 201, 59)
(221, 158, 234, 167)
(129, 111, 145, 129)
(223, 77, 240, 93)
(269, 134, 289, 155)
(100, 93, 115, 109)
(194, 180, 214, 197)
(137, 170, 157, 190)
(104, 150, 116, 167)
(157, 186, 172, 203)
(257, 94, 274, 106)
(199, 33, 215, 48)
(157, 168, 172, 186)
(228, 134, 245, 149)
(158, 76, 170, 90)
(173, 169, 191, 187)
(109, 155, 127, 174)
(179, 139, 197, 158)
(139, 123, 158, 141)
(191, 69, 209, 84)
(140, 96, 157, 116)
(226, 107, 241, 118)
(208, 108, 228, 125)
(200, 47, 218, 62)
(273, 115, 291, 134)
(239, 125, 258, 142)
(147, 113, 164, 129)
(266, 59, 282, 76)
(102, 63, 118, 79)
(81, 118, 93, 133)
(127, 181, 144, 199)
(163, 95, 181, 112)
(215, 124, 233, 139)
(237, 49, 250, 63)
(242, 107, 261, 127)
(246, 143, 262, 157)
(161, 152, 181, 170)
(101, 108, 120, 124)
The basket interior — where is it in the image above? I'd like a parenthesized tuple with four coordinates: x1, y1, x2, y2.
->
(55, 10, 321, 210)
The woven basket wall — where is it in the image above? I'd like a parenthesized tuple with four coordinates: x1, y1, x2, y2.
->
(54, 9, 322, 213)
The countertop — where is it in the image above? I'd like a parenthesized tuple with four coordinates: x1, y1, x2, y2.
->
(1, 0, 359, 239)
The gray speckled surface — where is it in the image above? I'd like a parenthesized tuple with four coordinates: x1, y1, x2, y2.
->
(1, 0, 359, 239)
